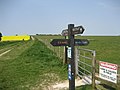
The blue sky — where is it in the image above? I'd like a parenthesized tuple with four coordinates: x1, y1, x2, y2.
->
(0, 0, 120, 36)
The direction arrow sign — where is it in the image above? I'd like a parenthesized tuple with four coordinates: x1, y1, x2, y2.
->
(50, 39, 69, 46)
(75, 39, 89, 46)
(72, 26, 84, 35)
(61, 26, 85, 36)
(50, 39, 89, 46)
(61, 29, 68, 36)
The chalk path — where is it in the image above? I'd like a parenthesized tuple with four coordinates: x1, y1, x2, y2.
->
(0, 49, 11, 57)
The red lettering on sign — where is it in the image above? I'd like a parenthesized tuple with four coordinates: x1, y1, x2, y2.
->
(100, 61, 118, 70)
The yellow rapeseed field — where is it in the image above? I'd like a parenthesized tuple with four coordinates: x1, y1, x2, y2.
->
(1, 35, 30, 41)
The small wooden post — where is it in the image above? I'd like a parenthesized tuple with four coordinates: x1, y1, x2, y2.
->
(64, 36, 68, 64)
(75, 48, 79, 75)
(117, 65, 120, 90)
(92, 51, 96, 90)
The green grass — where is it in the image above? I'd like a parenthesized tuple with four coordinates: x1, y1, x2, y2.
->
(0, 40, 67, 90)
(78, 36, 120, 64)
(0, 35, 120, 90)
(0, 41, 29, 54)
(36, 35, 120, 64)
(35, 35, 65, 61)
(0, 41, 21, 49)
(35, 35, 120, 90)
(0, 40, 34, 60)
(76, 85, 92, 90)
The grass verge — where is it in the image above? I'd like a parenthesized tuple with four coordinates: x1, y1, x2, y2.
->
(0, 40, 67, 90)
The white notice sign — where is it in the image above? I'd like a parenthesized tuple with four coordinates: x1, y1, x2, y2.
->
(99, 61, 118, 83)
(67, 47, 71, 58)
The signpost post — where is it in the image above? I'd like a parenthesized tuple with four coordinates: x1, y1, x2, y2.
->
(50, 24, 89, 90)
(68, 24, 75, 90)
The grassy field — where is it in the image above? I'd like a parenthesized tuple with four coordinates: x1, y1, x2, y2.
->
(35, 35, 65, 62)
(35, 35, 120, 89)
(0, 41, 20, 49)
(0, 39, 67, 90)
(35, 35, 120, 64)
(78, 36, 120, 64)
(0, 35, 120, 90)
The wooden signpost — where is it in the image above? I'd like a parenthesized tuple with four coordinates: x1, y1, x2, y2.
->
(50, 24, 89, 90)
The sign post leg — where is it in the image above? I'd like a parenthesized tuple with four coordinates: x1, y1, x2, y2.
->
(68, 24, 75, 90)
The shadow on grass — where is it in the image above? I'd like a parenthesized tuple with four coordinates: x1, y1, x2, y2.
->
(76, 85, 92, 90)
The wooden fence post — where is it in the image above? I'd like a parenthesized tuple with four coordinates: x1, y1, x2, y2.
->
(92, 51, 96, 90)
(64, 36, 68, 64)
(75, 48, 79, 75)
(117, 65, 120, 89)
